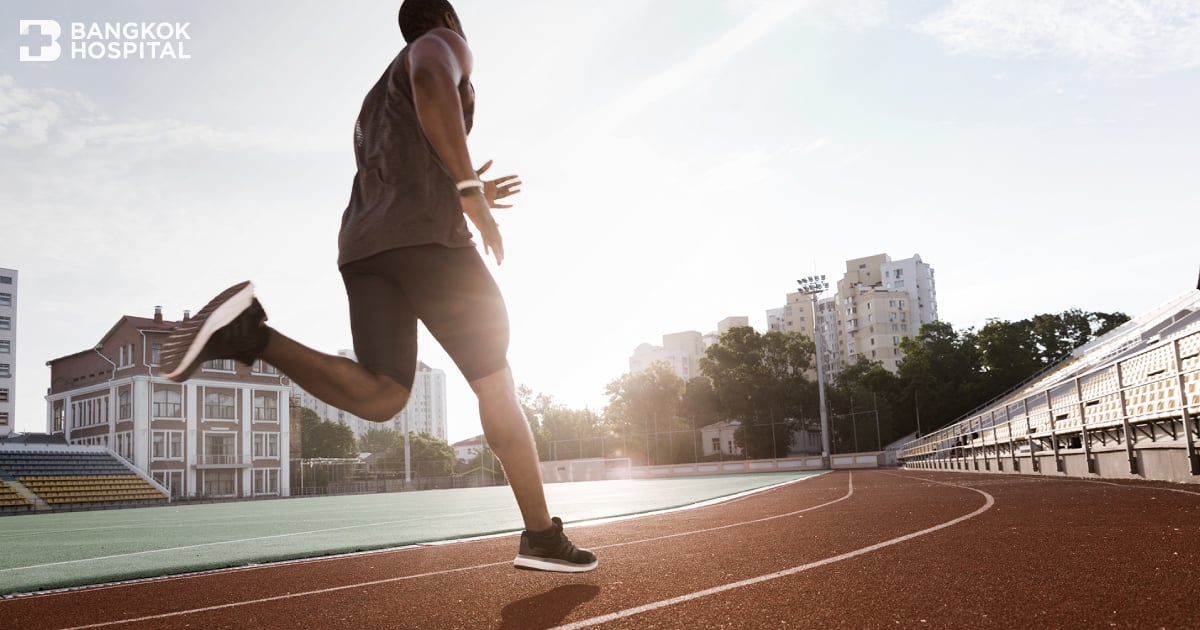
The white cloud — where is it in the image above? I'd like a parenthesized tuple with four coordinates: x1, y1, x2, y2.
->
(917, 0, 1200, 73)
(0, 75, 339, 157)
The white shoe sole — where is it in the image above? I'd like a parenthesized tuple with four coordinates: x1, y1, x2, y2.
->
(513, 554, 598, 573)
(161, 281, 255, 381)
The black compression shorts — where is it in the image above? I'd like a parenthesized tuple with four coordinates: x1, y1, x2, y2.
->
(340, 244, 510, 390)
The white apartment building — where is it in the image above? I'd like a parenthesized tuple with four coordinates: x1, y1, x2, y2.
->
(836, 253, 937, 371)
(45, 307, 292, 498)
(291, 353, 448, 442)
(771, 253, 938, 376)
(394, 361, 448, 441)
(0, 268, 15, 437)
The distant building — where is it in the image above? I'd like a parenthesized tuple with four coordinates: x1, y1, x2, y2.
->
(0, 267, 15, 437)
(701, 421, 742, 457)
(45, 307, 291, 498)
(771, 253, 938, 376)
(716, 316, 749, 334)
(452, 434, 484, 462)
(629, 317, 748, 382)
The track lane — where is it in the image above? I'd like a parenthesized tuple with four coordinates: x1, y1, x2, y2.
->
(3, 470, 1197, 629)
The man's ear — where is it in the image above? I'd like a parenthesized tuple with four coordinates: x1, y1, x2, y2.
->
(443, 11, 459, 32)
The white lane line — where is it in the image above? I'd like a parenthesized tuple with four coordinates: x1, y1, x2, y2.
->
(591, 471, 853, 552)
(0, 507, 511, 573)
(50, 474, 847, 628)
(58, 561, 513, 630)
(551, 473, 995, 630)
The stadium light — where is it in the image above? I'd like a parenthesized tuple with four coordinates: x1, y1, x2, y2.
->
(797, 275, 832, 468)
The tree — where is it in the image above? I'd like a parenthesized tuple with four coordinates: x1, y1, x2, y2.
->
(375, 431, 456, 477)
(604, 362, 686, 465)
(295, 406, 358, 459)
(829, 356, 902, 452)
(359, 427, 398, 454)
(699, 327, 814, 458)
(680, 376, 721, 430)
(896, 321, 983, 435)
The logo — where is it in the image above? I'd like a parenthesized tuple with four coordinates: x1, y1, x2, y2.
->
(17, 20, 192, 62)
(19, 20, 62, 62)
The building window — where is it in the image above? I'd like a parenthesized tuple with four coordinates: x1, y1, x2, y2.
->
(170, 432, 183, 458)
(252, 360, 278, 375)
(203, 359, 236, 372)
(253, 469, 279, 495)
(0, 388, 7, 402)
(152, 430, 185, 460)
(151, 343, 162, 366)
(0, 316, 10, 330)
(0, 363, 10, 378)
(253, 394, 278, 422)
(711, 437, 720, 452)
(0, 412, 8, 426)
(0, 340, 9, 353)
(204, 392, 236, 419)
(202, 470, 237, 497)
(118, 391, 132, 420)
(0, 293, 10, 306)
(152, 471, 185, 498)
(117, 343, 136, 368)
(253, 432, 280, 458)
(153, 389, 182, 418)
(0, 276, 10, 284)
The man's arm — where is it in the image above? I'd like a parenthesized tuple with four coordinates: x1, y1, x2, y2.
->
(406, 28, 505, 264)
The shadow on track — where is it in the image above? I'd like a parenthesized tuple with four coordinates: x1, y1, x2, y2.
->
(500, 584, 601, 629)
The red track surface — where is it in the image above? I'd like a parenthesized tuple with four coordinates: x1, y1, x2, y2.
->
(2, 470, 1198, 629)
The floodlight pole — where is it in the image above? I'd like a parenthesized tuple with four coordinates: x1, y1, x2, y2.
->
(799, 276, 833, 468)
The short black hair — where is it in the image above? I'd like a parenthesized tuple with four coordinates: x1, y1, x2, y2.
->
(398, 0, 460, 43)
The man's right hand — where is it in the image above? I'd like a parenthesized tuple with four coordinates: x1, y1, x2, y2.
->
(462, 193, 504, 265)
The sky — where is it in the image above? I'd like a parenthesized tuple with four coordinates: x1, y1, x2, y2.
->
(1, 0, 1197, 443)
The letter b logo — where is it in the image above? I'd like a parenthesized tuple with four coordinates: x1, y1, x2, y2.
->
(19, 20, 62, 62)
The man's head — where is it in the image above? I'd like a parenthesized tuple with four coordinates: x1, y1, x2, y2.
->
(398, 0, 463, 43)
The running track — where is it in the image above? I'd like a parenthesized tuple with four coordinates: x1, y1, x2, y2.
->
(2, 470, 1198, 629)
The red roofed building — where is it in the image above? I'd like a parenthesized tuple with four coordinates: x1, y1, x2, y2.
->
(45, 306, 292, 499)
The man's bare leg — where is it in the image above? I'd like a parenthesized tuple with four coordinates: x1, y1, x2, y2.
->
(261, 329, 411, 424)
(470, 366, 553, 532)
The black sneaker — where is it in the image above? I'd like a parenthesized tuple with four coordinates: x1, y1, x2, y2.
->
(160, 281, 270, 382)
(513, 517, 597, 573)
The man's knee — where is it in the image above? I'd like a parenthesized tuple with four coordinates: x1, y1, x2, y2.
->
(469, 366, 514, 400)
(362, 377, 411, 423)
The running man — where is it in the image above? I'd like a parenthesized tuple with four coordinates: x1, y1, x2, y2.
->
(159, 0, 596, 573)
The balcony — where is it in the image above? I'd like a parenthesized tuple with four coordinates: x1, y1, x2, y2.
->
(194, 454, 251, 469)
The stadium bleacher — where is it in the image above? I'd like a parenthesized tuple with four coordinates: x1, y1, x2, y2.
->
(0, 450, 167, 511)
(900, 288, 1200, 483)
(0, 478, 32, 511)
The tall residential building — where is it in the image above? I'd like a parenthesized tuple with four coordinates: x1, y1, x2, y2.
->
(771, 253, 937, 376)
(0, 267, 15, 437)
(45, 307, 292, 498)
(394, 361, 448, 441)
(291, 353, 448, 442)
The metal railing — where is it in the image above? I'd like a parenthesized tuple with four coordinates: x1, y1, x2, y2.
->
(899, 328, 1200, 475)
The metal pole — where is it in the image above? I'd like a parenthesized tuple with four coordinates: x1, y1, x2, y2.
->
(873, 392, 881, 451)
(812, 292, 832, 466)
(403, 413, 411, 487)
